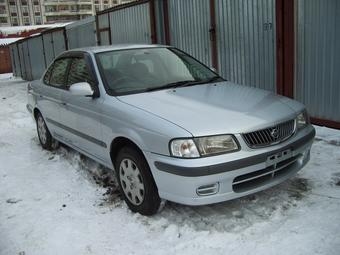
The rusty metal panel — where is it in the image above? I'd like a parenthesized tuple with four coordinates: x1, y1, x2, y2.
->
(167, 0, 212, 66)
(0, 46, 12, 74)
(109, 2, 152, 44)
(216, 0, 276, 91)
(27, 36, 46, 80)
(295, 0, 340, 122)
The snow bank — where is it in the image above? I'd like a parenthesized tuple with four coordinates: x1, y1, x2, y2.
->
(1, 79, 339, 255)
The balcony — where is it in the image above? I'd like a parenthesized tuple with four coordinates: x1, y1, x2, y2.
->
(45, 10, 93, 16)
(44, 0, 92, 4)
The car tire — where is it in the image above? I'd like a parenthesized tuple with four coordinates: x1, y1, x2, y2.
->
(115, 146, 161, 216)
(36, 112, 59, 151)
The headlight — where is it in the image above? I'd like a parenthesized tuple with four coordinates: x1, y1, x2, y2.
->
(296, 111, 308, 130)
(170, 135, 239, 158)
(170, 139, 200, 158)
(195, 135, 239, 156)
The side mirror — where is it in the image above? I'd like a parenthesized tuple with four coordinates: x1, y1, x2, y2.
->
(69, 82, 94, 97)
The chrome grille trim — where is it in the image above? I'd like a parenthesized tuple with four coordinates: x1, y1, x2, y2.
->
(242, 119, 296, 148)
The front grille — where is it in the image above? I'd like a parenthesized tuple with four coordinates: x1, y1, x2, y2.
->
(242, 119, 295, 148)
(232, 154, 300, 193)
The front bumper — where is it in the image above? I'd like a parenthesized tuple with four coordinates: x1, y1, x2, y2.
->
(146, 125, 315, 205)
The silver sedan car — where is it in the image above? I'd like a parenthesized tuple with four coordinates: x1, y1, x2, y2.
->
(27, 45, 315, 215)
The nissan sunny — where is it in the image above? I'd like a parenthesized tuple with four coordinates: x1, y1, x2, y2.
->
(27, 45, 315, 215)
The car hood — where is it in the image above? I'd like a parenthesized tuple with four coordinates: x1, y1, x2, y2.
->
(117, 81, 305, 136)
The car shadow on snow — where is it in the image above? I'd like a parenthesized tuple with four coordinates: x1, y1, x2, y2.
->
(39, 140, 313, 233)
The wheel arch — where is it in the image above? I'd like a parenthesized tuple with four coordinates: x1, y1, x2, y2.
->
(33, 107, 41, 120)
(110, 136, 145, 165)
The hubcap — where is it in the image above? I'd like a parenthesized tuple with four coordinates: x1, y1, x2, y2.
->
(37, 116, 47, 144)
(119, 158, 145, 206)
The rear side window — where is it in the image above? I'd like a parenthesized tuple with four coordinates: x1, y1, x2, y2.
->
(49, 58, 71, 87)
(43, 64, 53, 84)
(67, 58, 94, 87)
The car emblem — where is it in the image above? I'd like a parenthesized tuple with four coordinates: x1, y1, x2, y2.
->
(270, 128, 279, 139)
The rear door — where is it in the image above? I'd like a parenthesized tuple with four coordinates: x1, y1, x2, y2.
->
(36, 58, 70, 139)
(59, 54, 106, 161)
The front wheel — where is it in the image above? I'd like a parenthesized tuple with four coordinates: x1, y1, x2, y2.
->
(36, 112, 59, 150)
(115, 146, 161, 215)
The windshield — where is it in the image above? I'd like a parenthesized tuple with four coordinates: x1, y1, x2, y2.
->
(95, 47, 222, 95)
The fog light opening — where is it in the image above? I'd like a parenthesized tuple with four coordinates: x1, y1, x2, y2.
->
(196, 183, 219, 196)
(298, 149, 310, 164)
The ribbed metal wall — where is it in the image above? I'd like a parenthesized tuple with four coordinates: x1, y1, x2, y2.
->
(98, 13, 109, 29)
(168, 0, 211, 66)
(27, 36, 46, 80)
(18, 42, 32, 81)
(42, 33, 55, 67)
(216, 0, 276, 91)
(295, 0, 340, 122)
(109, 3, 151, 44)
(17, 43, 25, 79)
(23, 41, 33, 81)
(66, 17, 96, 49)
(97, 13, 111, 45)
(9, 44, 21, 77)
(52, 30, 66, 58)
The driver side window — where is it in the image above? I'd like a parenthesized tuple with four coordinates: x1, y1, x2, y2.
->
(67, 58, 95, 88)
(49, 58, 71, 87)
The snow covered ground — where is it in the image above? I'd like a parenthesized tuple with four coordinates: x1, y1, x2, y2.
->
(1, 74, 340, 255)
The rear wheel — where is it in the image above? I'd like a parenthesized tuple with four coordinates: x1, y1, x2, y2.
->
(36, 112, 58, 150)
(115, 146, 160, 215)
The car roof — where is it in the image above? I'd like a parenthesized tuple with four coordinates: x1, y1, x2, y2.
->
(65, 44, 171, 54)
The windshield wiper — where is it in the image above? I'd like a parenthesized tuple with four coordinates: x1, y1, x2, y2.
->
(145, 76, 223, 92)
(203, 76, 224, 83)
(144, 80, 196, 92)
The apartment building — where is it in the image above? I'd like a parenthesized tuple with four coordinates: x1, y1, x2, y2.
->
(0, 0, 44, 26)
(0, 0, 132, 26)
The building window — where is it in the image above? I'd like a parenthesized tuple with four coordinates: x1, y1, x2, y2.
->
(0, 6, 6, 15)
(9, 1, 15, 6)
(103, 4, 109, 9)
(58, 5, 69, 11)
(0, 17, 8, 23)
(70, 5, 77, 12)
(10, 6, 17, 13)
(23, 16, 30, 25)
(22, 6, 29, 15)
(35, 16, 42, 24)
(95, 5, 100, 12)
(34, 5, 40, 12)
(45, 6, 57, 12)
(11, 17, 18, 23)
(80, 5, 91, 10)
(21, 0, 27, 6)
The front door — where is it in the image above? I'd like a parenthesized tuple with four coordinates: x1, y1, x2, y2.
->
(59, 55, 106, 161)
